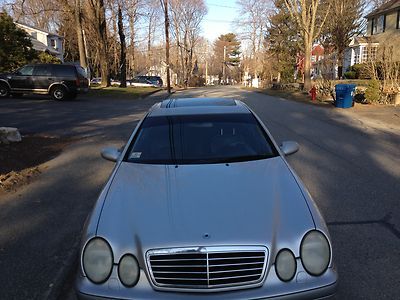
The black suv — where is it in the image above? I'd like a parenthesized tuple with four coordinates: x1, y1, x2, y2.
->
(0, 64, 89, 100)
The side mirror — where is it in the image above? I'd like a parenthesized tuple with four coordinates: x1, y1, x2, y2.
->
(280, 141, 299, 156)
(101, 147, 121, 162)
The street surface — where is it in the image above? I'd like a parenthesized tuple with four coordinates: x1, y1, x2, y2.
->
(0, 86, 399, 299)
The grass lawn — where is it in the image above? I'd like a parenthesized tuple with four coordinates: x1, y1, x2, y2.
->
(85, 86, 161, 99)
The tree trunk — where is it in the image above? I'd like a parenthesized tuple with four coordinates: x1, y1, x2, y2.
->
(303, 40, 312, 91)
(163, 0, 171, 93)
(98, 0, 110, 87)
(129, 14, 135, 77)
(118, 5, 126, 88)
(74, 0, 87, 69)
(337, 49, 344, 79)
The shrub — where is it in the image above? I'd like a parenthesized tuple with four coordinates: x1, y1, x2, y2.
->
(364, 80, 381, 103)
(344, 71, 356, 79)
(188, 76, 205, 87)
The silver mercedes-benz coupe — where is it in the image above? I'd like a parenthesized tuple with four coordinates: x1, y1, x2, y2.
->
(76, 98, 337, 299)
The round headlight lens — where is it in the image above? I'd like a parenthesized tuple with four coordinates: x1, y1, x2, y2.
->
(83, 238, 113, 284)
(118, 254, 140, 287)
(275, 249, 296, 281)
(300, 231, 330, 276)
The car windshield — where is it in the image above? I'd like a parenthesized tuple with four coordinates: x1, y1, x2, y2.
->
(125, 113, 278, 165)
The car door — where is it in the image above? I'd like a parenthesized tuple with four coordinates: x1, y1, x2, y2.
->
(32, 65, 53, 92)
(8, 65, 34, 91)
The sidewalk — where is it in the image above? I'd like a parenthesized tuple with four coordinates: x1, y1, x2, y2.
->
(335, 103, 400, 133)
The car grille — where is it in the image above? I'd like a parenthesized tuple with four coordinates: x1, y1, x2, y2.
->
(146, 246, 268, 291)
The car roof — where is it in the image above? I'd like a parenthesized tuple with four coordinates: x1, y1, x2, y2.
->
(148, 98, 250, 117)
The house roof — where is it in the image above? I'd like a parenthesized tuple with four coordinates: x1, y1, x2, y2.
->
(30, 38, 61, 55)
(349, 36, 379, 47)
(15, 21, 63, 39)
(365, 0, 400, 18)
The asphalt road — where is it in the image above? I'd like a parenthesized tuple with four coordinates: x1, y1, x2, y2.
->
(0, 87, 399, 299)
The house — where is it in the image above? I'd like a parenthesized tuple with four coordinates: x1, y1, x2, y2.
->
(15, 22, 64, 62)
(344, 0, 400, 70)
(295, 45, 325, 80)
(365, 0, 400, 46)
(343, 37, 379, 71)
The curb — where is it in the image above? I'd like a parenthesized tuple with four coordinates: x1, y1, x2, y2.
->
(42, 235, 81, 300)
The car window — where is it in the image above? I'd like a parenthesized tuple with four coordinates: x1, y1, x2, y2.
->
(33, 65, 52, 76)
(76, 67, 87, 78)
(125, 114, 278, 164)
(17, 66, 34, 76)
(53, 65, 76, 77)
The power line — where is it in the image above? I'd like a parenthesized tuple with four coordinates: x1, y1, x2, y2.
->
(207, 3, 237, 9)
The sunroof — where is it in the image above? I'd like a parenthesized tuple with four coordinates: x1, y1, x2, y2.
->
(161, 98, 237, 108)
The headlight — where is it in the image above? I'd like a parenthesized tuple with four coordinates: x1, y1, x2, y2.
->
(83, 237, 113, 284)
(275, 249, 296, 281)
(118, 254, 140, 287)
(300, 230, 330, 276)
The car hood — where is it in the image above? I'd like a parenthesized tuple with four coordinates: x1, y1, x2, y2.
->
(0, 73, 12, 79)
(97, 157, 315, 260)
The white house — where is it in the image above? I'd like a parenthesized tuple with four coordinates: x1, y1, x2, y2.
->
(343, 36, 379, 71)
(15, 22, 64, 62)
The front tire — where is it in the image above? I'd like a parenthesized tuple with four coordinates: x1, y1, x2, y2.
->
(0, 83, 10, 98)
(50, 86, 67, 101)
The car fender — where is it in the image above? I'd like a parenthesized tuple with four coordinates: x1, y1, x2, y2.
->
(0, 79, 11, 89)
(48, 82, 70, 93)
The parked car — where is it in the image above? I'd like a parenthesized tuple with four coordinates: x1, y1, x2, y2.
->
(136, 75, 163, 87)
(90, 77, 101, 85)
(111, 79, 121, 86)
(0, 64, 89, 100)
(127, 77, 156, 87)
(75, 98, 337, 299)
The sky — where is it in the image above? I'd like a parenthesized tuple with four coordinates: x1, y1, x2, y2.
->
(202, 0, 240, 42)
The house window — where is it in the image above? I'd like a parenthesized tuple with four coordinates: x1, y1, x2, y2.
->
(361, 46, 377, 62)
(372, 15, 386, 34)
(50, 39, 56, 48)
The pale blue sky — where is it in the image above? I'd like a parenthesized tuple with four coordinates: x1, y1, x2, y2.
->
(202, 0, 239, 42)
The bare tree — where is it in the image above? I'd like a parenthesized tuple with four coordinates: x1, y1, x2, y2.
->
(74, 0, 88, 69)
(87, 0, 110, 87)
(170, 0, 207, 86)
(283, 0, 330, 90)
(117, 2, 127, 87)
(322, 0, 366, 78)
(160, 0, 171, 93)
(236, 0, 273, 79)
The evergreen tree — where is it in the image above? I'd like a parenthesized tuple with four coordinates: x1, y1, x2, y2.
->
(0, 12, 37, 72)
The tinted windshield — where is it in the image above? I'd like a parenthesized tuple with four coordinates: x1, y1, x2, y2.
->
(125, 113, 278, 164)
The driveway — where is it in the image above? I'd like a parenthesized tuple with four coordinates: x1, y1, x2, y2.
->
(1, 87, 399, 299)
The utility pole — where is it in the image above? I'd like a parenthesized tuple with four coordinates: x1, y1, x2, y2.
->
(223, 45, 226, 84)
(162, 0, 171, 94)
(205, 60, 208, 85)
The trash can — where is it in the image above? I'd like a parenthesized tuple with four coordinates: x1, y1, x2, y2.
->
(335, 84, 356, 108)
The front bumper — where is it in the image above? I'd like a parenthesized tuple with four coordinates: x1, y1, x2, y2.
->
(76, 260, 337, 300)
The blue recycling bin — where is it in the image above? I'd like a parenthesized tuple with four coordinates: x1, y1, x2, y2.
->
(335, 84, 356, 108)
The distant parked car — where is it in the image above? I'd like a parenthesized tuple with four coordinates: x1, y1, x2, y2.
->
(75, 98, 337, 300)
(136, 75, 163, 87)
(90, 78, 101, 85)
(127, 77, 156, 87)
(0, 64, 89, 100)
(111, 79, 121, 86)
